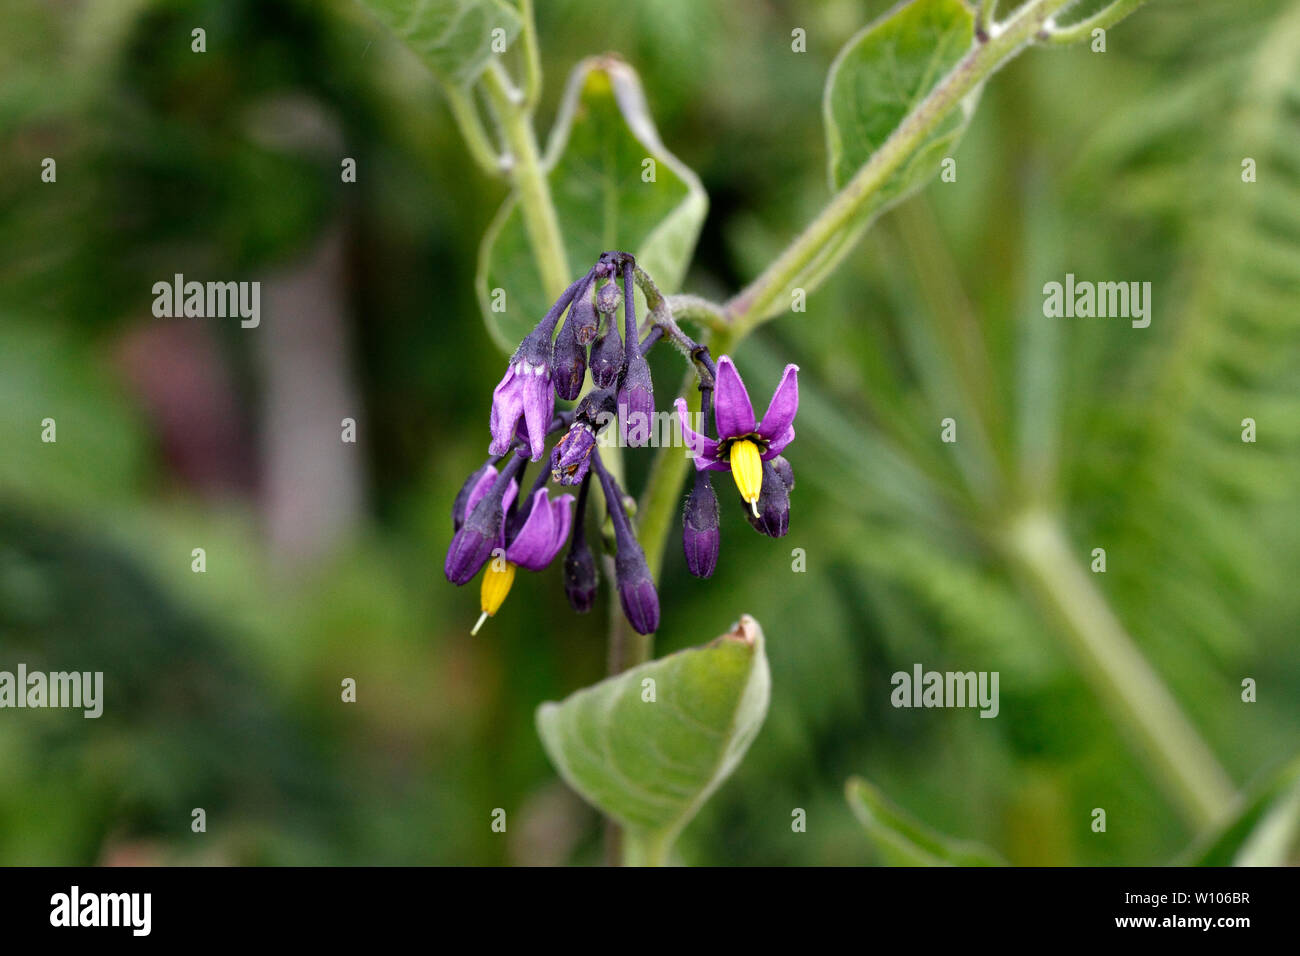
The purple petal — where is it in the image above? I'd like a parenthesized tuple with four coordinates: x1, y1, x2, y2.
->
(506, 490, 573, 570)
(463, 465, 499, 517)
(674, 398, 720, 464)
(757, 364, 799, 443)
(489, 366, 525, 455)
(521, 367, 554, 461)
(713, 355, 756, 439)
(761, 425, 795, 460)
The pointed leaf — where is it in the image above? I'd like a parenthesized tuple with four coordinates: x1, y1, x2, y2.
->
(354, 0, 522, 88)
(536, 616, 769, 857)
(478, 56, 707, 350)
(824, 0, 977, 206)
(846, 776, 1004, 866)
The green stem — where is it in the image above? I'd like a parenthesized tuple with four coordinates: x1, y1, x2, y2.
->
(482, 62, 569, 297)
(725, 0, 1079, 333)
(518, 0, 544, 111)
(1043, 0, 1149, 45)
(1001, 509, 1236, 829)
(445, 87, 503, 177)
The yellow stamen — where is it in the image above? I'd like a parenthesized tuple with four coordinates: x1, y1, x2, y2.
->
(729, 439, 763, 517)
(472, 560, 516, 635)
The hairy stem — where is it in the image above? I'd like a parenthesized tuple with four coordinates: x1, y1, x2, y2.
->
(482, 62, 570, 298)
(1043, 0, 1150, 45)
(725, 0, 1080, 332)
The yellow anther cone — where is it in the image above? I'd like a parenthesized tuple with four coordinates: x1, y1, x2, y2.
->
(472, 560, 517, 635)
(729, 439, 763, 517)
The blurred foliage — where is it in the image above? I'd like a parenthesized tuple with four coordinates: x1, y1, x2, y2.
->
(0, 0, 1297, 865)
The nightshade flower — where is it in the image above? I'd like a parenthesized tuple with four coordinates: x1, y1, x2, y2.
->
(447, 458, 575, 634)
(489, 274, 588, 460)
(675, 357, 799, 516)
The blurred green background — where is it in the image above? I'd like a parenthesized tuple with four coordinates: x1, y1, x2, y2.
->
(1, 0, 1297, 865)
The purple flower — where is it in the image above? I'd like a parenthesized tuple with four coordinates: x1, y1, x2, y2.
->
(594, 455, 659, 635)
(446, 454, 575, 633)
(675, 356, 798, 516)
(550, 387, 615, 485)
(489, 274, 589, 461)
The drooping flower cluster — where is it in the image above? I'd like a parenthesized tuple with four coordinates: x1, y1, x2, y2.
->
(445, 251, 799, 636)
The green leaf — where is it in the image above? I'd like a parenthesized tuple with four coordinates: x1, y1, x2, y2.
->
(536, 615, 769, 863)
(478, 56, 707, 350)
(845, 776, 1004, 866)
(824, 0, 976, 203)
(354, 0, 521, 88)
(1182, 757, 1300, 866)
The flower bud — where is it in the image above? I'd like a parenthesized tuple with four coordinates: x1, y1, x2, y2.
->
(563, 529, 598, 615)
(744, 458, 791, 538)
(596, 459, 660, 635)
(568, 283, 600, 345)
(615, 541, 660, 635)
(595, 280, 620, 317)
(618, 352, 655, 447)
(589, 320, 624, 388)
(552, 309, 587, 401)
(682, 470, 720, 578)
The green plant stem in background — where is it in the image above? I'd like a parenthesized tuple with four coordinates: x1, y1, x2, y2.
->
(1002, 509, 1236, 828)
(445, 86, 503, 177)
(1045, 0, 1151, 45)
(518, 0, 543, 110)
(481, 62, 569, 297)
(724, 0, 1077, 332)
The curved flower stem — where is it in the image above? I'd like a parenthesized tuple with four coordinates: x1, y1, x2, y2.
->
(724, 0, 1082, 333)
(1042, 0, 1150, 45)
(481, 62, 570, 298)
(518, 0, 544, 111)
(445, 86, 503, 177)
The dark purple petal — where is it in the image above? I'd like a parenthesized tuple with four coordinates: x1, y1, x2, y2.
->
(552, 313, 587, 402)
(445, 460, 522, 585)
(756, 363, 799, 443)
(761, 424, 795, 460)
(520, 367, 555, 461)
(771, 455, 795, 492)
(713, 355, 756, 440)
(506, 489, 573, 570)
(488, 365, 526, 455)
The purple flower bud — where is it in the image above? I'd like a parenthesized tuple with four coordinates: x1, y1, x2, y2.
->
(563, 476, 598, 613)
(568, 283, 600, 346)
(616, 545, 660, 635)
(589, 320, 624, 389)
(617, 257, 654, 447)
(744, 458, 791, 538)
(552, 309, 587, 401)
(618, 353, 655, 447)
(595, 280, 620, 317)
(595, 455, 660, 635)
(682, 470, 720, 578)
